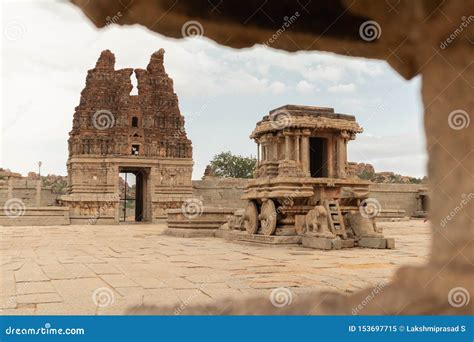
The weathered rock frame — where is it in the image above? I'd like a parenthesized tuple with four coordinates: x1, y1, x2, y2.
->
(71, 0, 473, 315)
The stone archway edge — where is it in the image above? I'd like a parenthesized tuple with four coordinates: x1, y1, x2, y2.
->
(70, 0, 474, 315)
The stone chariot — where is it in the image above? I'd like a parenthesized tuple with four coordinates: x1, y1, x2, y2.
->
(227, 105, 394, 250)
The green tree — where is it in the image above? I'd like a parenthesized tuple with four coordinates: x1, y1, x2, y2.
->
(358, 170, 375, 181)
(209, 151, 256, 178)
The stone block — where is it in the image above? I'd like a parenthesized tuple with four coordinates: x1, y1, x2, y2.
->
(358, 237, 394, 249)
(302, 236, 342, 250)
(101, 274, 139, 288)
(16, 281, 55, 295)
(275, 226, 296, 236)
(294, 215, 305, 235)
(221, 230, 301, 245)
(163, 228, 216, 238)
(341, 239, 355, 248)
(0, 206, 70, 226)
(165, 207, 235, 237)
(16, 293, 62, 304)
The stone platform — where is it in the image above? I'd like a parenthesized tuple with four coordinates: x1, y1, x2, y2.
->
(217, 230, 302, 246)
(302, 236, 349, 250)
(0, 220, 430, 315)
(162, 228, 217, 238)
(301, 236, 395, 250)
(358, 237, 395, 249)
(0, 207, 70, 226)
(164, 207, 235, 237)
(220, 232, 394, 250)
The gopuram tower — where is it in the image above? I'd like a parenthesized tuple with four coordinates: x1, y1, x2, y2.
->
(60, 49, 193, 224)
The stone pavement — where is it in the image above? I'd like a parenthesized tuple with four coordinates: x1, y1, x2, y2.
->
(0, 220, 431, 315)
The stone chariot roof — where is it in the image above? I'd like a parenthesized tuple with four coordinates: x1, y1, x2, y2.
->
(251, 104, 363, 138)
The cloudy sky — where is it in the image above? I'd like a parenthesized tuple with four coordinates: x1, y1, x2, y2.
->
(1, 0, 426, 179)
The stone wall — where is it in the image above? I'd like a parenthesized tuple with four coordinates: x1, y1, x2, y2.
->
(0, 178, 59, 207)
(0, 178, 70, 226)
(193, 177, 426, 217)
(368, 183, 425, 217)
(192, 178, 248, 209)
(0, 207, 70, 226)
(1, 175, 426, 220)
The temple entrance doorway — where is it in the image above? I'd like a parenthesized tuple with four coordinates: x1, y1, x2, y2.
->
(309, 137, 328, 178)
(119, 167, 150, 222)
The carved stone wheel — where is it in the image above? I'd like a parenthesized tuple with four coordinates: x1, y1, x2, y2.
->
(259, 199, 277, 236)
(244, 201, 258, 234)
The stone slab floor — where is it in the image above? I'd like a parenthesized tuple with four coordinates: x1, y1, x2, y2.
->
(0, 220, 430, 315)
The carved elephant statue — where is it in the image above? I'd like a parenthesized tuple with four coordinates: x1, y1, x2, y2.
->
(303, 205, 334, 238)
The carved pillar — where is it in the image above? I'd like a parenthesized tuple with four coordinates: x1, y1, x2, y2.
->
(284, 133, 290, 161)
(295, 134, 300, 163)
(256, 142, 260, 166)
(338, 131, 350, 178)
(334, 138, 341, 178)
(301, 130, 310, 175)
(260, 137, 267, 162)
(340, 138, 348, 178)
(327, 136, 334, 177)
(343, 139, 348, 173)
(272, 137, 278, 161)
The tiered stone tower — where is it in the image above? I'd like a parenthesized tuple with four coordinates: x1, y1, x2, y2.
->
(61, 49, 193, 224)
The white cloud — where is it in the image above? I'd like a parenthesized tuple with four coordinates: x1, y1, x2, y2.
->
(296, 80, 316, 94)
(346, 59, 384, 77)
(269, 81, 286, 94)
(256, 64, 270, 76)
(328, 83, 356, 93)
(0, 1, 425, 178)
(305, 65, 344, 83)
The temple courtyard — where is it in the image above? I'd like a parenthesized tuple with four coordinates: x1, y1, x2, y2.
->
(0, 220, 430, 315)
